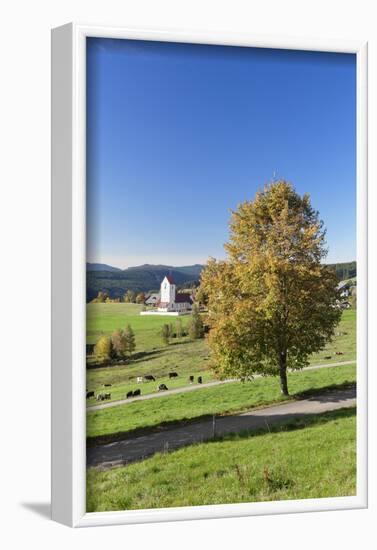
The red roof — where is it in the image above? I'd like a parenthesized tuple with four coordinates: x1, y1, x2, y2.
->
(175, 293, 192, 303)
(166, 275, 174, 284)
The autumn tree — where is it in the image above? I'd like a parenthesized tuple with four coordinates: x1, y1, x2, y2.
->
(91, 290, 109, 303)
(199, 181, 341, 395)
(94, 335, 116, 362)
(135, 292, 146, 304)
(111, 328, 128, 358)
(124, 290, 136, 303)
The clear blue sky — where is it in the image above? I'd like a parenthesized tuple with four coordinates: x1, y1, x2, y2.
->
(87, 38, 356, 269)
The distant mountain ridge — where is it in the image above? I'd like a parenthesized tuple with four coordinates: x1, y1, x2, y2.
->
(86, 262, 122, 272)
(86, 263, 204, 302)
(86, 260, 356, 302)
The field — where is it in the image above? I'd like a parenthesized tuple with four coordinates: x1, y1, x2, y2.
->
(86, 304, 356, 406)
(86, 303, 357, 513)
(87, 407, 356, 511)
(87, 363, 356, 443)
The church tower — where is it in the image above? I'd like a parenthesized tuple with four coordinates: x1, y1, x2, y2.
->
(160, 275, 176, 304)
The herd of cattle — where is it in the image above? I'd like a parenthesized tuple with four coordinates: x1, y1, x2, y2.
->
(86, 372, 204, 402)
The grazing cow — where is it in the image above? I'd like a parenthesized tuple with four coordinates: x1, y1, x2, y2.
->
(136, 376, 143, 383)
(189, 375, 194, 384)
(104, 393, 111, 400)
(96, 393, 105, 401)
(103, 383, 112, 387)
(86, 391, 94, 399)
(197, 376, 203, 384)
(158, 383, 168, 391)
(133, 389, 141, 397)
(324, 356, 332, 360)
(169, 372, 178, 379)
(126, 390, 133, 399)
(335, 351, 344, 355)
(144, 375, 156, 382)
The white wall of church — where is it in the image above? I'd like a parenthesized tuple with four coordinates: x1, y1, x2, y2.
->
(160, 277, 176, 303)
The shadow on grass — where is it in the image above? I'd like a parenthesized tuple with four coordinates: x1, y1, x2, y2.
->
(86, 381, 356, 448)
(294, 382, 356, 402)
(87, 349, 165, 369)
(87, 406, 356, 469)
(216, 406, 356, 444)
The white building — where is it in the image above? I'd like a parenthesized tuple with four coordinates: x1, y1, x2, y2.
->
(140, 275, 193, 316)
(158, 276, 193, 313)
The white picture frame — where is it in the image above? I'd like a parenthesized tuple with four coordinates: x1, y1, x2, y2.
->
(51, 23, 368, 528)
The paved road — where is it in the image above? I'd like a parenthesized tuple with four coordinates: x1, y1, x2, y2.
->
(87, 386, 356, 470)
(87, 360, 356, 412)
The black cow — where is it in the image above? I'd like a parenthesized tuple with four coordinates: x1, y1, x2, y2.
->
(169, 372, 178, 379)
(158, 383, 168, 391)
(103, 383, 112, 387)
(189, 375, 194, 383)
(324, 356, 332, 360)
(144, 375, 156, 382)
(126, 390, 134, 398)
(197, 376, 203, 384)
(104, 393, 111, 400)
(133, 389, 141, 397)
(86, 391, 94, 399)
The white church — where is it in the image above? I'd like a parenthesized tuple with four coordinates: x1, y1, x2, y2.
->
(140, 275, 193, 316)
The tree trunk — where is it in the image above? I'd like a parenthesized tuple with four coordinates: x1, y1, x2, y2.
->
(279, 351, 289, 396)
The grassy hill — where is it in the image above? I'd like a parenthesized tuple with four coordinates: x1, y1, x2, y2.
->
(87, 406, 356, 511)
(86, 263, 203, 301)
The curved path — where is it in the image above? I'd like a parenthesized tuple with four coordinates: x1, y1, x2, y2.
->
(87, 360, 355, 412)
(87, 385, 356, 470)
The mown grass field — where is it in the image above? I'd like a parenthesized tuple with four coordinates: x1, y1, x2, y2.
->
(87, 407, 356, 511)
(86, 304, 356, 406)
(87, 363, 356, 443)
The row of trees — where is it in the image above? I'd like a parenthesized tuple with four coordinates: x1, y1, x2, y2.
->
(94, 325, 136, 362)
(91, 290, 146, 304)
(160, 306, 204, 345)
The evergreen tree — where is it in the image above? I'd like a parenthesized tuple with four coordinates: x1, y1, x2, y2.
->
(188, 304, 204, 340)
(123, 324, 136, 356)
(175, 318, 183, 339)
(161, 323, 171, 345)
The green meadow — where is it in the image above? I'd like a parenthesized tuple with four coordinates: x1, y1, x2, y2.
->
(86, 304, 356, 406)
(87, 363, 356, 443)
(87, 407, 356, 511)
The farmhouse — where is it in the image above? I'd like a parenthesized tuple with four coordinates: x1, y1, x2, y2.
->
(140, 275, 193, 316)
(145, 292, 160, 306)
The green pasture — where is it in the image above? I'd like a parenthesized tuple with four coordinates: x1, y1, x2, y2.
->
(86, 305, 356, 406)
(87, 406, 356, 511)
(87, 363, 356, 443)
(87, 303, 182, 348)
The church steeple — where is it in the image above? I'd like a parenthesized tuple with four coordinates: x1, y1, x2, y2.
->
(160, 275, 176, 304)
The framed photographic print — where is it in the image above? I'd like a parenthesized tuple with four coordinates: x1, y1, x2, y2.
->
(51, 23, 368, 527)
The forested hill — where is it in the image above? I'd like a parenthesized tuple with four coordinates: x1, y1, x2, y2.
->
(327, 261, 356, 281)
(86, 263, 203, 302)
(86, 261, 356, 302)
